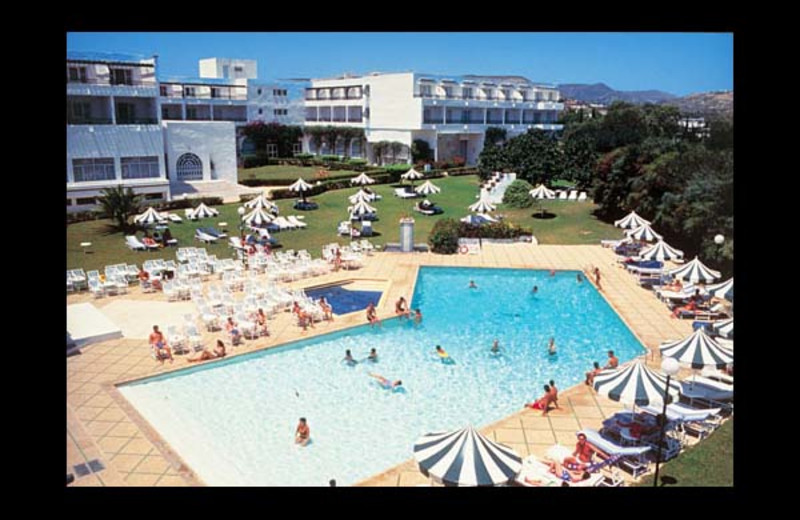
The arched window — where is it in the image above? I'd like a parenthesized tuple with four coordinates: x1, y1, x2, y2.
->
(176, 153, 203, 180)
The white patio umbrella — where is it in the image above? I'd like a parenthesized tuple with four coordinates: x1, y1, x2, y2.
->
(401, 167, 424, 186)
(529, 184, 556, 200)
(190, 202, 218, 219)
(134, 206, 166, 226)
(593, 361, 681, 408)
(288, 177, 315, 203)
(468, 194, 496, 214)
(241, 207, 275, 227)
(415, 180, 441, 195)
(350, 172, 376, 185)
(625, 223, 663, 242)
(348, 189, 375, 204)
(706, 278, 733, 302)
(639, 240, 684, 262)
(614, 211, 651, 230)
(668, 256, 722, 284)
(712, 318, 733, 340)
(244, 193, 278, 213)
(413, 425, 522, 487)
(347, 199, 376, 218)
(660, 328, 734, 370)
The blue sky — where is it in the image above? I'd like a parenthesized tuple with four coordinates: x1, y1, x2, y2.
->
(67, 32, 732, 96)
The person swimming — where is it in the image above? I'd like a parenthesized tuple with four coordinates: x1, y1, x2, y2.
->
(343, 349, 357, 366)
(491, 339, 501, 354)
(532, 285, 539, 295)
(468, 280, 478, 289)
(436, 345, 455, 364)
(369, 372, 402, 390)
(367, 348, 378, 362)
(548, 337, 557, 356)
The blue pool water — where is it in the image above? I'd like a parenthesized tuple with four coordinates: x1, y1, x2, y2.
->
(304, 285, 382, 315)
(119, 267, 645, 486)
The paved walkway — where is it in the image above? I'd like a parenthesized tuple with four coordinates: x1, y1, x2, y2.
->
(66, 244, 697, 486)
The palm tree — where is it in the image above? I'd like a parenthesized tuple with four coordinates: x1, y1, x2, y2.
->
(98, 185, 141, 232)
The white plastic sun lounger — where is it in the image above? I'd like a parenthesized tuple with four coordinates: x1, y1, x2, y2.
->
(125, 235, 147, 251)
(287, 216, 307, 228)
(578, 191, 588, 201)
(394, 188, 417, 199)
(641, 403, 721, 423)
(195, 230, 218, 243)
(568, 190, 578, 200)
(679, 378, 733, 402)
(167, 213, 182, 223)
(579, 429, 651, 458)
(558, 191, 568, 200)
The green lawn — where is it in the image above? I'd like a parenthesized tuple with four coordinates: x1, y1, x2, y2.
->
(638, 419, 733, 487)
(238, 164, 360, 183)
(67, 175, 625, 271)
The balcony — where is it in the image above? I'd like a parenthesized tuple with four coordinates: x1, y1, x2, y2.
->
(116, 117, 158, 125)
(67, 77, 154, 87)
(67, 116, 113, 125)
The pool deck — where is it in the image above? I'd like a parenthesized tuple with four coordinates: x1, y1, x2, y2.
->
(66, 244, 697, 487)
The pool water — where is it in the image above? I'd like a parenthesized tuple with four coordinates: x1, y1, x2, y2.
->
(304, 284, 382, 315)
(119, 267, 645, 486)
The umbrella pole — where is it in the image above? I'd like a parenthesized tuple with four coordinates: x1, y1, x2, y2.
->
(652, 374, 673, 487)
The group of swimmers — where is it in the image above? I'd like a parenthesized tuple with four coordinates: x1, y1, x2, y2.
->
(343, 348, 378, 365)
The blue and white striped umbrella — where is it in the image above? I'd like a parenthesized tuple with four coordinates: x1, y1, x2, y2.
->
(134, 206, 166, 226)
(469, 194, 496, 214)
(190, 202, 218, 219)
(614, 211, 651, 230)
(241, 207, 274, 227)
(401, 168, 424, 181)
(529, 184, 556, 199)
(593, 361, 681, 407)
(350, 172, 376, 185)
(244, 193, 278, 212)
(668, 256, 722, 284)
(413, 425, 522, 486)
(639, 240, 684, 262)
(712, 318, 734, 339)
(706, 277, 733, 302)
(660, 328, 734, 369)
(625, 223, 663, 242)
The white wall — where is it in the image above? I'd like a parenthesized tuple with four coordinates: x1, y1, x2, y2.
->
(163, 121, 238, 184)
(367, 73, 421, 129)
(199, 58, 257, 80)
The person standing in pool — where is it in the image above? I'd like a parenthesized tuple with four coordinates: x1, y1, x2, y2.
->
(577, 273, 583, 283)
(468, 280, 478, 289)
(295, 417, 310, 446)
(343, 349, 357, 365)
(491, 339, 501, 354)
(435, 345, 454, 363)
(367, 348, 378, 362)
(548, 337, 557, 356)
(413, 308, 423, 325)
(532, 285, 539, 295)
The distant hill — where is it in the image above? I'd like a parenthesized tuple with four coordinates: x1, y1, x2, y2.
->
(660, 91, 733, 119)
(557, 83, 677, 104)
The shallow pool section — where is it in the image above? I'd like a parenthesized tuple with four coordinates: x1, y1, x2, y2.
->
(119, 267, 645, 486)
(304, 283, 382, 315)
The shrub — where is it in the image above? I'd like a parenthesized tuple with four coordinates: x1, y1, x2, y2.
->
(502, 179, 535, 208)
(411, 139, 434, 163)
(66, 210, 102, 225)
(429, 218, 461, 254)
(458, 220, 532, 239)
(384, 163, 413, 173)
(321, 155, 342, 162)
(295, 153, 314, 160)
(347, 158, 368, 166)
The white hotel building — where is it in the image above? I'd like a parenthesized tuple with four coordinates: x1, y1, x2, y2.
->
(303, 72, 563, 165)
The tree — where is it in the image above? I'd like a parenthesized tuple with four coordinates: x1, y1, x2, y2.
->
(561, 119, 601, 188)
(641, 104, 681, 139)
(706, 118, 733, 151)
(411, 139, 434, 163)
(477, 140, 507, 179)
(98, 185, 140, 232)
(339, 127, 364, 159)
(502, 179, 535, 209)
(242, 121, 303, 157)
(389, 141, 406, 164)
(596, 102, 649, 152)
(305, 126, 325, 155)
(372, 141, 389, 165)
(323, 126, 339, 156)
(484, 127, 507, 147)
(501, 129, 564, 185)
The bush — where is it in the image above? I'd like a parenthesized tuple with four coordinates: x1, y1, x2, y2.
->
(295, 153, 314, 160)
(150, 196, 224, 211)
(458, 220, 532, 239)
(384, 163, 413, 173)
(429, 218, 461, 254)
(320, 155, 342, 162)
(502, 179, 535, 208)
(66, 210, 102, 225)
(347, 158, 368, 166)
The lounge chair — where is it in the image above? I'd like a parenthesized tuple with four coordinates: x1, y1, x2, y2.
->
(394, 188, 417, 199)
(287, 216, 308, 228)
(578, 191, 588, 201)
(167, 213, 182, 223)
(293, 200, 318, 211)
(203, 227, 228, 239)
(125, 235, 147, 251)
(558, 191, 568, 200)
(337, 221, 351, 236)
(568, 190, 578, 200)
(578, 429, 651, 478)
(195, 229, 218, 243)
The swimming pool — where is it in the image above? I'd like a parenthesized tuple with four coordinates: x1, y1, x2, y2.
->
(118, 267, 645, 486)
(304, 283, 382, 315)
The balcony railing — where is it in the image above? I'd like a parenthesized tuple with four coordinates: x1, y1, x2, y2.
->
(116, 117, 158, 124)
(67, 117, 114, 125)
(67, 78, 155, 87)
(423, 118, 445, 124)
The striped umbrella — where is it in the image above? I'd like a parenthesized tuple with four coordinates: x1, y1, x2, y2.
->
(593, 361, 681, 407)
(288, 177, 314, 203)
(639, 240, 684, 262)
(712, 318, 733, 340)
(348, 189, 375, 204)
(529, 184, 556, 199)
(401, 167, 424, 181)
(134, 206, 166, 226)
(244, 193, 278, 213)
(350, 172, 376, 185)
(660, 328, 733, 370)
(241, 207, 274, 227)
(706, 278, 733, 302)
(413, 425, 522, 486)
(469, 194, 496, 214)
(415, 180, 441, 195)
(190, 202, 218, 219)
(614, 211, 651, 230)
(668, 256, 722, 284)
(347, 200, 376, 217)
(625, 223, 663, 242)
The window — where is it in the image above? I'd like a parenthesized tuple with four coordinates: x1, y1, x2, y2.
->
(67, 199, 72, 206)
(292, 142, 303, 156)
(305, 107, 317, 122)
(160, 85, 168, 97)
(115, 102, 135, 123)
(187, 107, 198, 120)
(110, 68, 132, 86)
(273, 89, 287, 97)
(266, 144, 278, 158)
(274, 108, 288, 116)
(463, 87, 473, 99)
(234, 66, 243, 72)
(68, 66, 87, 83)
(258, 108, 263, 115)
(185, 86, 196, 97)
(351, 139, 362, 158)
(347, 106, 362, 122)
(72, 158, 116, 183)
(176, 153, 203, 180)
(145, 193, 163, 201)
(319, 107, 331, 122)
(211, 88, 221, 99)
(76, 197, 99, 205)
(503, 89, 513, 100)
(444, 86, 454, 98)
(420, 85, 433, 97)
(69, 101, 91, 122)
(257, 88, 262, 96)
(121, 156, 160, 179)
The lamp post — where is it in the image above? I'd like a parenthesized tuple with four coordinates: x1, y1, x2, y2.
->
(653, 357, 680, 487)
